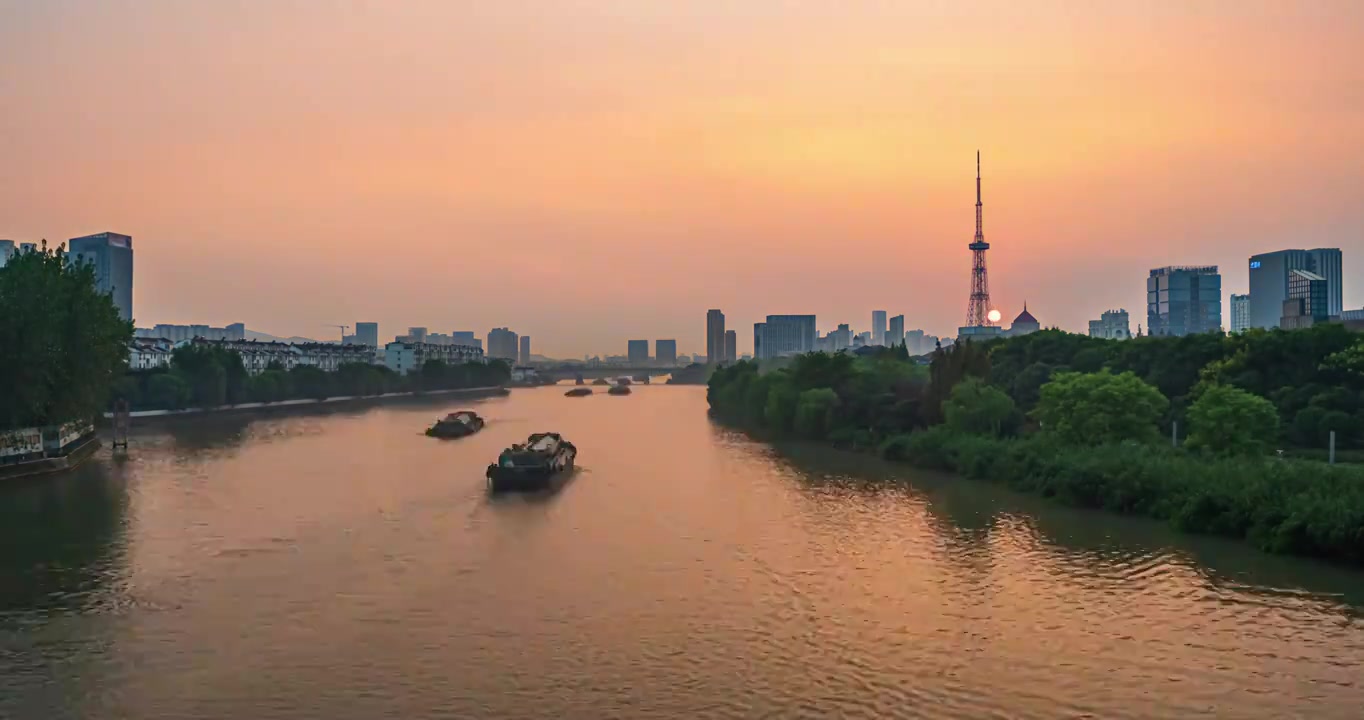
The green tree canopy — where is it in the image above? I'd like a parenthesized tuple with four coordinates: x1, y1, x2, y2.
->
(1186, 384, 1280, 456)
(793, 388, 840, 439)
(944, 377, 1018, 437)
(0, 242, 133, 429)
(1033, 370, 1168, 445)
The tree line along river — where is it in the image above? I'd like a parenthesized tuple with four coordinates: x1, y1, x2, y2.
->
(2, 385, 1362, 719)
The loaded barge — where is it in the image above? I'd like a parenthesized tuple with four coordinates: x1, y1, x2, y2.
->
(486, 433, 577, 493)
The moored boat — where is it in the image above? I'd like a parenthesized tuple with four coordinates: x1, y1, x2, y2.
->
(565, 387, 593, 397)
(607, 385, 631, 396)
(486, 433, 577, 492)
(426, 410, 484, 438)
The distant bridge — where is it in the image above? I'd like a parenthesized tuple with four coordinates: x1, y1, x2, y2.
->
(533, 365, 687, 381)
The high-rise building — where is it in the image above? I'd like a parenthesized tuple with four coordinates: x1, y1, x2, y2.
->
(68, 231, 134, 321)
(872, 310, 887, 346)
(1280, 269, 1329, 329)
(0, 240, 15, 268)
(451, 331, 481, 350)
(833, 324, 852, 352)
(1088, 309, 1131, 340)
(628, 339, 649, 364)
(706, 309, 726, 364)
(754, 323, 767, 360)
(724, 330, 737, 363)
(905, 329, 926, 355)
(1310, 248, 1343, 318)
(407, 327, 428, 343)
(1147, 266, 1222, 337)
(655, 339, 677, 365)
(1248, 249, 1343, 329)
(758, 315, 816, 358)
(888, 315, 905, 347)
(487, 328, 518, 361)
(1229, 295, 1250, 333)
(355, 322, 379, 347)
(519, 335, 532, 365)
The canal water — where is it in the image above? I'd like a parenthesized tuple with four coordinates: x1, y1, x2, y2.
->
(2, 386, 1363, 719)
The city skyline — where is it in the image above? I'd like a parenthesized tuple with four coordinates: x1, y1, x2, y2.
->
(3, 2, 1362, 356)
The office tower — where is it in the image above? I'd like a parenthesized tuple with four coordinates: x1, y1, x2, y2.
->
(1229, 295, 1250, 333)
(519, 335, 532, 365)
(833, 323, 852, 351)
(355, 322, 379, 347)
(724, 330, 737, 363)
(628, 339, 649, 364)
(68, 231, 134, 320)
(872, 310, 887, 346)
(1248, 249, 1343, 329)
(1088, 309, 1131, 339)
(487, 328, 518, 361)
(706, 309, 725, 364)
(1147, 266, 1221, 336)
(754, 323, 767, 360)
(1309, 248, 1343, 317)
(1280, 270, 1329, 329)
(407, 327, 428, 343)
(758, 315, 817, 358)
(905, 329, 926, 355)
(888, 315, 905, 347)
(655, 339, 677, 365)
(0, 240, 14, 268)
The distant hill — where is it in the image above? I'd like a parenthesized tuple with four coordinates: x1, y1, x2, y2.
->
(245, 330, 325, 344)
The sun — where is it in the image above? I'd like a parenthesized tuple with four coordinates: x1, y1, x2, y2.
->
(987, 309, 1002, 323)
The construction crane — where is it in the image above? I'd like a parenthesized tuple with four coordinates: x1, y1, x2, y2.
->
(324, 324, 350, 343)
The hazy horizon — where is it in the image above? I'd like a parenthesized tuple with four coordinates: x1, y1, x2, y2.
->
(3, 1, 1362, 357)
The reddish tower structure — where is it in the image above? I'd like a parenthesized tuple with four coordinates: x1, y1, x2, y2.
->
(966, 151, 993, 326)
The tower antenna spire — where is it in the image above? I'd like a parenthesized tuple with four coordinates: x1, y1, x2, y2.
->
(966, 151, 993, 326)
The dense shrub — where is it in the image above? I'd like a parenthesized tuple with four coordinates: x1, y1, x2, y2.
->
(1186, 384, 1280, 456)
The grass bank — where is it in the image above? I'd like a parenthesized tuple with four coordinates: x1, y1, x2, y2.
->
(880, 427, 1364, 567)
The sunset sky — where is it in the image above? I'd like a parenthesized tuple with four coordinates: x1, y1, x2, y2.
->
(2, 1, 1361, 357)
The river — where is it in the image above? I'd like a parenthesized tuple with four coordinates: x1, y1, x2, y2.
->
(2, 385, 1363, 719)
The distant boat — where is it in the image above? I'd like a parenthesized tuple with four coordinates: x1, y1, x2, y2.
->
(426, 411, 484, 438)
(607, 385, 631, 396)
(486, 432, 577, 493)
(565, 387, 593, 397)
(591, 378, 610, 386)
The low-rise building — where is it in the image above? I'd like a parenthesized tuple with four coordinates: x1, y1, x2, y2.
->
(384, 341, 486, 376)
(1088, 309, 1131, 340)
(180, 338, 377, 375)
(129, 337, 174, 370)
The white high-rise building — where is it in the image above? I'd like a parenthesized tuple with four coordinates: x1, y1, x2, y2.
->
(872, 310, 887, 346)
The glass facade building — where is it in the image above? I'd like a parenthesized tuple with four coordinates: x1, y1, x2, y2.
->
(1147, 266, 1222, 337)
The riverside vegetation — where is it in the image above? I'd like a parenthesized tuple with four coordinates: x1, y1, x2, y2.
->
(114, 349, 511, 412)
(0, 242, 133, 431)
(707, 328, 1364, 566)
(0, 241, 510, 425)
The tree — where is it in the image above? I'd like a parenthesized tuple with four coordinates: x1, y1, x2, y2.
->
(0, 242, 134, 429)
(793, 388, 840, 439)
(763, 376, 799, 432)
(944, 377, 1018, 437)
(146, 373, 190, 410)
(1033, 370, 1168, 445)
(290, 365, 330, 400)
(1186, 384, 1280, 456)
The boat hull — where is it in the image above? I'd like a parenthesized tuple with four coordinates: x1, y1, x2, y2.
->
(427, 418, 484, 438)
(486, 449, 576, 493)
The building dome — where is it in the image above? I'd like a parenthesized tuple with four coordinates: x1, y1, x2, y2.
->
(1012, 308, 1039, 326)
(1006, 303, 1041, 337)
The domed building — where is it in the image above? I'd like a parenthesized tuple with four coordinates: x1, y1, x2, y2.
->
(1006, 303, 1041, 337)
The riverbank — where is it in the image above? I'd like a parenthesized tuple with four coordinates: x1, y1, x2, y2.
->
(879, 427, 1364, 567)
(104, 386, 509, 420)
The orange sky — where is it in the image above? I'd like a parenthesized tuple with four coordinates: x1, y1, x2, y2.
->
(2, 1, 1361, 357)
